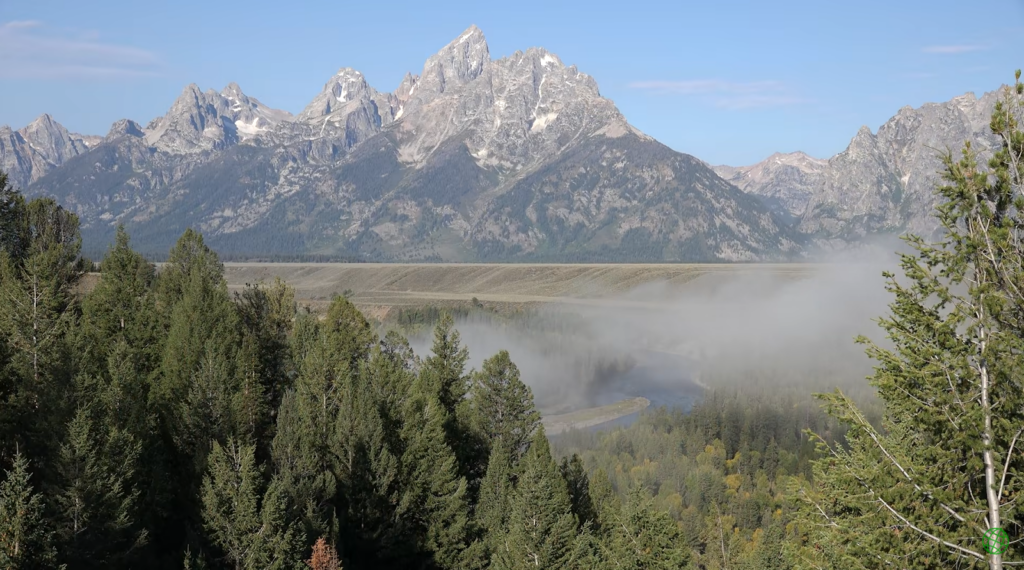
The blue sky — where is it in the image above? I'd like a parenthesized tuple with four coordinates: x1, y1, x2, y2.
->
(1, 0, 1022, 165)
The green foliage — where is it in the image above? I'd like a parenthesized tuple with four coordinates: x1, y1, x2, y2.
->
(79, 225, 161, 378)
(201, 439, 302, 569)
(559, 454, 596, 531)
(605, 485, 690, 569)
(469, 350, 540, 462)
(0, 453, 59, 569)
(52, 403, 145, 568)
(797, 72, 1024, 570)
(492, 428, 578, 570)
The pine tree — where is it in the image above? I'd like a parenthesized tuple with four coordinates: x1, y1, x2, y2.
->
(0, 453, 58, 569)
(559, 454, 597, 531)
(420, 315, 485, 489)
(475, 439, 514, 550)
(51, 404, 145, 568)
(233, 279, 295, 427)
(469, 350, 540, 463)
(798, 72, 1024, 570)
(0, 171, 28, 264)
(606, 485, 690, 570)
(420, 313, 469, 418)
(78, 226, 161, 378)
(271, 318, 344, 548)
(322, 295, 374, 371)
(398, 390, 470, 569)
(153, 230, 239, 412)
(587, 468, 619, 539)
(492, 427, 578, 570)
(201, 439, 302, 570)
(0, 198, 82, 462)
(157, 228, 224, 311)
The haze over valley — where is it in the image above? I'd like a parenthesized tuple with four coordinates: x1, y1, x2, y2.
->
(2, 4, 1023, 568)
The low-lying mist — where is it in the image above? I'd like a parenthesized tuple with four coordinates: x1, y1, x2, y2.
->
(410, 241, 905, 414)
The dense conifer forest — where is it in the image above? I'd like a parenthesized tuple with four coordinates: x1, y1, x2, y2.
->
(1, 72, 1022, 570)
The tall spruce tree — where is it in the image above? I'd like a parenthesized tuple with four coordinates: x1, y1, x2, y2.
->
(233, 279, 296, 430)
(469, 350, 540, 464)
(492, 427, 578, 570)
(605, 485, 690, 570)
(559, 454, 597, 531)
(797, 73, 1024, 569)
(51, 403, 145, 568)
(201, 439, 302, 570)
(0, 198, 82, 463)
(0, 453, 58, 569)
(78, 226, 161, 378)
(398, 389, 470, 569)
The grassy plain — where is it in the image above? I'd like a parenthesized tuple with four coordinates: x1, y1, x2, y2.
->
(222, 262, 822, 315)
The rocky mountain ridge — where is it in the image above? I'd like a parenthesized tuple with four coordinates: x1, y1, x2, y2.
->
(6, 26, 1006, 261)
(718, 90, 1005, 243)
(4, 25, 798, 262)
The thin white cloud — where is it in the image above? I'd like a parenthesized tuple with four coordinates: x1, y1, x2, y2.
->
(922, 44, 988, 54)
(628, 79, 808, 109)
(628, 79, 784, 95)
(714, 95, 812, 110)
(0, 20, 160, 79)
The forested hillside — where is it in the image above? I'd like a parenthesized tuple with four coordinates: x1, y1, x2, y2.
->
(0, 169, 717, 569)
(1, 72, 1023, 570)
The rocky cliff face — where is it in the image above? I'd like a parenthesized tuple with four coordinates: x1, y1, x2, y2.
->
(722, 90, 1004, 244)
(17, 25, 801, 260)
(714, 152, 827, 222)
(0, 114, 93, 188)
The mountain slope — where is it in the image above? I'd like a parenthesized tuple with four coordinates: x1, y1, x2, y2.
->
(0, 114, 95, 188)
(23, 26, 798, 261)
(722, 90, 1003, 244)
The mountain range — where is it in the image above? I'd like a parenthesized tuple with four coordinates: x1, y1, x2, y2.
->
(0, 25, 1007, 261)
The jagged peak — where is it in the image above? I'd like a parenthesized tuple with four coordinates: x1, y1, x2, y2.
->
(27, 113, 58, 127)
(105, 118, 145, 140)
(452, 24, 486, 47)
(20, 114, 72, 139)
(417, 25, 490, 95)
(221, 82, 245, 98)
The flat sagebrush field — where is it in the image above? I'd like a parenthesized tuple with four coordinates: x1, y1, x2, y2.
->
(222, 262, 822, 309)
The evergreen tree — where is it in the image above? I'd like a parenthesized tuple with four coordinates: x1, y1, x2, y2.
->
(0, 171, 28, 264)
(398, 391, 470, 569)
(469, 350, 540, 464)
(492, 427, 578, 570)
(201, 439, 302, 570)
(798, 73, 1024, 570)
(234, 279, 296, 427)
(606, 486, 690, 570)
(475, 438, 514, 551)
(51, 404, 145, 568)
(153, 230, 239, 412)
(559, 454, 597, 531)
(79, 226, 161, 377)
(420, 313, 469, 419)
(157, 228, 224, 311)
(322, 295, 374, 371)
(0, 198, 82, 462)
(271, 318, 345, 548)
(0, 453, 58, 569)
(151, 229, 240, 566)
(587, 468, 619, 539)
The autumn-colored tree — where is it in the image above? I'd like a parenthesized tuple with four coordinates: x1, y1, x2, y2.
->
(306, 537, 342, 570)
